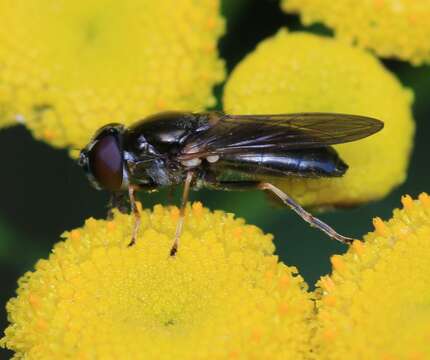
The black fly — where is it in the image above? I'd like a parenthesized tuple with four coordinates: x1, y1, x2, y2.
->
(78, 111, 383, 255)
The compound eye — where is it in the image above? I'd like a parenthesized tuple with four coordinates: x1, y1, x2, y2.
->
(89, 135, 123, 191)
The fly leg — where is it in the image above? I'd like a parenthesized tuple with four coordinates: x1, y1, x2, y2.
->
(127, 185, 141, 247)
(107, 191, 129, 219)
(170, 171, 194, 256)
(258, 182, 355, 245)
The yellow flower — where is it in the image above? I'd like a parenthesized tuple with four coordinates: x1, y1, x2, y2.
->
(281, 0, 430, 65)
(313, 193, 430, 360)
(1, 203, 314, 359)
(0, 0, 225, 150)
(224, 30, 414, 208)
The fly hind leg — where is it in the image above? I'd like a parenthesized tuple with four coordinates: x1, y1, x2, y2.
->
(204, 179, 354, 244)
(258, 182, 355, 245)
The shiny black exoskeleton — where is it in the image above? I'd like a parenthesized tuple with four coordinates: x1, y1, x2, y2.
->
(78, 111, 383, 254)
(79, 111, 361, 192)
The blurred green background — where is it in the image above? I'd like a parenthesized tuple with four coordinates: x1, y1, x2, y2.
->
(0, 1, 429, 357)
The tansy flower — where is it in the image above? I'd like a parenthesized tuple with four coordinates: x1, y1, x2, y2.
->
(314, 193, 430, 360)
(281, 0, 430, 65)
(1, 203, 314, 359)
(224, 30, 414, 208)
(0, 0, 225, 150)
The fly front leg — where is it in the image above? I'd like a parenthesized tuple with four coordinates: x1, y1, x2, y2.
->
(127, 185, 141, 247)
(170, 171, 194, 256)
(258, 182, 355, 245)
(107, 191, 130, 219)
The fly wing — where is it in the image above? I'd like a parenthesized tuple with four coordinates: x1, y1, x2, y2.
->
(180, 113, 383, 159)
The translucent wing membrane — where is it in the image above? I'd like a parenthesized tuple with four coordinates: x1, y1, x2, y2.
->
(180, 113, 383, 158)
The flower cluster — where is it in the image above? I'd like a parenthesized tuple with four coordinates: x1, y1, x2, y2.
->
(1, 1, 428, 358)
(314, 193, 430, 359)
(1, 203, 314, 359)
(224, 30, 414, 207)
(0, 0, 225, 150)
(2, 195, 430, 359)
(282, 0, 430, 65)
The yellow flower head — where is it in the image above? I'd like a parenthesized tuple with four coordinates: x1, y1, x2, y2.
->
(282, 0, 430, 65)
(1, 203, 314, 359)
(314, 193, 430, 360)
(224, 30, 414, 208)
(0, 0, 225, 149)
(0, 114, 16, 128)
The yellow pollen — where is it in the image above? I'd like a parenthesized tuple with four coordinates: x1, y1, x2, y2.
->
(170, 207, 180, 220)
(419, 192, 430, 207)
(57, 285, 74, 299)
(373, 0, 385, 9)
(191, 201, 203, 216)
(106, 221, 116, 231)
(70, 229, 81, 240)
(43, 129, 55, 140)
(28, 294, 40, 308)
(322, 295, 337, 307)
(233, 227, 243, 239)
(155, 99, 166, 110)
(278, 302, 289, 316)
(265, 270, 275, 282)
(319, 276, 336, 292)
(373, 217, 390, 237)
(206, 18, 216, 29)
(36, 320, 47, 331)
(401, 194, 414, 210)
(410, 352, 425, 360)
(250, 329, 262, 343)
(330, 255, 345, 273)
(352, 240, 365, 255)
(382, 354, 397, 360)
(279, 274, 290, 288)
(322, 329, 336, 341)
(228, 350, 239, 359)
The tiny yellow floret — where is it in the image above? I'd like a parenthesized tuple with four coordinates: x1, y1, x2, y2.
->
(419, 192, 430, 207)
(373, 217, 390, 237)
(281, 0, 430, 65)
(330, 255, 345, 273)
(313, 194, 430, 359)
(1, 203, 314, 359)
(351, 240, 365, 256)
(224, 30, 414, 208)
(0, 0, 225, 150)
(401, 194, 414, 210)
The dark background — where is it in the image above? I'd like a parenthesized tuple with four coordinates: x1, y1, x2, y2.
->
(0, 1, 429, 357)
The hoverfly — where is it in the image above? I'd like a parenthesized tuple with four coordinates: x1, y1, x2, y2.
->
(78, 111, 383, 255)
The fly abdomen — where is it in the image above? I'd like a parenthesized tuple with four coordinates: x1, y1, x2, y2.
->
(285, 147, 348, 177)
(211, 147, 348, 179)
